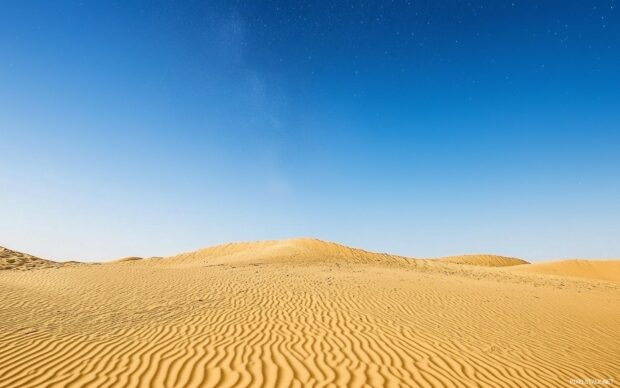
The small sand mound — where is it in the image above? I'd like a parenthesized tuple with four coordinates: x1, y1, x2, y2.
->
(511, 259, 620, 282)
(437, 254, 529, 267)
(64, 260, 87, 266)
(0, 246, 60, 270)
(162, 237, 411, 266)
(112, 256, 143, 263)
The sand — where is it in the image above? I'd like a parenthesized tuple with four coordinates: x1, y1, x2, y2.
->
(0, 238, 618, 387)
(436, 254, 529, 267)
(0, 246, 61, 271)
(511, 259, 620, 282)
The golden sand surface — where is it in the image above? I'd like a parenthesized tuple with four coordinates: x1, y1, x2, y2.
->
(512, 259, 620, 282)
(0, 246, 61, 271)
(1, 238, 618, 387)
(436, 254, 528, 267)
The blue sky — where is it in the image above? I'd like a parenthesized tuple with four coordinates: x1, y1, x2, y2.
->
(1, 1, 619, 261)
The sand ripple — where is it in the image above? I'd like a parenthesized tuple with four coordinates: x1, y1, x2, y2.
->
(1, 239, 618, 387)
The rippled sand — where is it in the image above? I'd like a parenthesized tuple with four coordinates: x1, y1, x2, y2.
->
(1, 239, 618, 387)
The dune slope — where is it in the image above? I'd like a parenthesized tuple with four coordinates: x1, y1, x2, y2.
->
(511, 259, 620, 282)
(163, 237, 411, 266)
(437, 254, 529, 267)
(0, 246, 60, 271)
(0, 239, 618, 388)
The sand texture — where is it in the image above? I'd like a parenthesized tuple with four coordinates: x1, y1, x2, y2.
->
(0, 246, 61, 271)
(511, 259, 620, 282)
(1, 238, 618, 387)
(436, 254, 529, 267)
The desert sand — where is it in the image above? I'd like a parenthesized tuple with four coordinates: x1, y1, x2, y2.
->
(0, 246, 62, 271)
(512, 259, 620, 283)
(437, 254, 528, 267)
(0, 238, 618, 387)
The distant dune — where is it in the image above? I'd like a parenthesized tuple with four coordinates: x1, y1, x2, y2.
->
(164, 237, 411, 266)
(1, 239, 618, 387)
(511, 259, 620, 282)
(111, 256, 143, 263)
(437, 254, 529, 267)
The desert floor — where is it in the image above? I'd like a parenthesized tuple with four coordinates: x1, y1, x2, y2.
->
(0, 239, 618, 387)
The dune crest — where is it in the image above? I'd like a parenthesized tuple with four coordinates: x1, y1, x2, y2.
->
(0, 246, 60, 270)
(162, 237, 412, 266)
(438, 254, 529, 267)
(111, 256, 143, 263)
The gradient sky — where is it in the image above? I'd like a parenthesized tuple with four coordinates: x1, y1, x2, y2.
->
(1, 1, 619, 261)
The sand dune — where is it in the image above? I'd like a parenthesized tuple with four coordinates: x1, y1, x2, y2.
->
(0, 246, 61, 271)
(1, 239, 618, 387)
(163, 238, 411, 267)
(437, 254, 529, 267)
(511, 259, 620, 282)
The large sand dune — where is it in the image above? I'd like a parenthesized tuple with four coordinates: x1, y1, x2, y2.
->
(163, 238, 411, 266)
(1, 239, 618, 387)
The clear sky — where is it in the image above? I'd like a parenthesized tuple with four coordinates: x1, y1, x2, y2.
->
(1, 1, 619, 261)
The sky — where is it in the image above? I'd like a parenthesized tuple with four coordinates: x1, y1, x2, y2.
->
(1, 0, 619, 262)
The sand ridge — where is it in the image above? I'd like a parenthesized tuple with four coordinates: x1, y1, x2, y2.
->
(110, 256, 144, 263)
(0, 246, 61, 271)
(161, 238, 413, 267)
(436, 254, 529, 267)
(1, 239, 619, 387)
